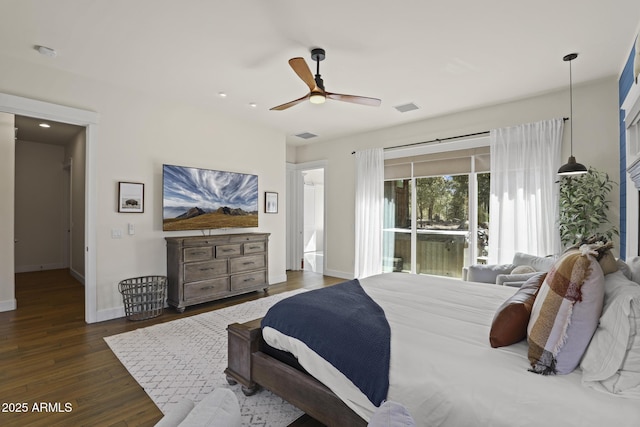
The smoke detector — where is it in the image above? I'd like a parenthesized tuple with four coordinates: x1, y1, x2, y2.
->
(36, 45, 57, 58)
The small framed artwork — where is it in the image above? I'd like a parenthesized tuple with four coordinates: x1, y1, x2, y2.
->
(118, 182, 144, 213)
(265, 191, 278, 214)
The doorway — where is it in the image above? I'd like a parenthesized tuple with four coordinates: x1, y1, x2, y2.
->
(302, 168, 324, 273)
(286, 161, 327, 274)
(0, 92, 98, 323)
(14, 115, 86, 280)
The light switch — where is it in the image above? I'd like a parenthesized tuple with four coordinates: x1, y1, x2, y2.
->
(128, 223, 135, 235)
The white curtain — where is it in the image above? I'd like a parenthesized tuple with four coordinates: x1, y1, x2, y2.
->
(354, 148, 384, 278)
(488, 118, 564, 264)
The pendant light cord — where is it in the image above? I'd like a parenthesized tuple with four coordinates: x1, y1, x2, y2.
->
(569, 58, 573, 156)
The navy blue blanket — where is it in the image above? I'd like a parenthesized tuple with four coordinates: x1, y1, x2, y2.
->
(261, 279, 390, 406)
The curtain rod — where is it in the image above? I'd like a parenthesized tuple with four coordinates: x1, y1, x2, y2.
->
(351, 117, 569, 154)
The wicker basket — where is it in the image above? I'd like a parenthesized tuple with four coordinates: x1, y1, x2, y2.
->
(118, 275, 167, 321)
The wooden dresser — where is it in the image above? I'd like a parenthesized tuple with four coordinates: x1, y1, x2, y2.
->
(165, 233, 270, 312)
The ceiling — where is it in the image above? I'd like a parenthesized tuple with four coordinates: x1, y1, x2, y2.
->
(14, 115, 84, 145)
(2, 1, 640, 146)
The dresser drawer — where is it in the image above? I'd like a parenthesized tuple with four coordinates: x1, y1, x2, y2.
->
(184, 277, 229, 300)
(229, 254, 265, 273)
(184, 260, 228, 282)
(183, 246, 213, 262)
(216, 244, 242, 258)
(231, 271, 267, 291)
(229, 235, 263, 244)
(243, 241, 265, 254)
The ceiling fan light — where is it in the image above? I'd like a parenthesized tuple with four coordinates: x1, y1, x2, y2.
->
(558, 155, 588, 175)
(309, 91, 326, 104)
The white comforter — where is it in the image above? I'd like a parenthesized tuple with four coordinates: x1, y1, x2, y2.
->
(262, 273, 640, 426)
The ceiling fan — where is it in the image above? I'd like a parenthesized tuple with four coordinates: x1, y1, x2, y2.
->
(270, 48, 382, 111)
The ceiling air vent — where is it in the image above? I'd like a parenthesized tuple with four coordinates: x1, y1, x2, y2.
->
(295, 132, 318, 140)
(394, 102, 419, 113)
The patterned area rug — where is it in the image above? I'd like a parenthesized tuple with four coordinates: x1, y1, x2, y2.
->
(104, 290, 306, 426)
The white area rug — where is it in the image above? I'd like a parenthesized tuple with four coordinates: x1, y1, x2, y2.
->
(104, 290, 306, 426)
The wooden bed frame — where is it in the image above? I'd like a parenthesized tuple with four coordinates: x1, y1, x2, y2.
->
(224, 318, 367, 427)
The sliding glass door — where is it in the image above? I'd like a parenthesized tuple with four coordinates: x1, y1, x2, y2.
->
(383, 149, 490, 278)
(383, 179, 412, 273)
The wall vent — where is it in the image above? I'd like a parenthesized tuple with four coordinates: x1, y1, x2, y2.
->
(394, 102, 419, 113)
(295, 132, 318, 140)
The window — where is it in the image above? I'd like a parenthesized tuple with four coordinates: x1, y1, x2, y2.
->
(383, 145, 490, 277)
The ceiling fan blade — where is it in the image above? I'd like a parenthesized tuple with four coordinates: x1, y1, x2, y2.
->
(289, 57, 317, 91)
(270, 93, 311, 111)
(326, 92, 381, 107)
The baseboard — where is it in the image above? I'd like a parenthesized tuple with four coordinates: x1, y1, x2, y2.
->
(95, 271, 344, 322)
(14, 262, 65, 273)
(0, 298, 17, 312)
(96, 306, 125, 323)
(269, 273, 288, 284)
(69, 268, 85, 285)
(323, 269, 353, 280)
(96, 302, 172, 323)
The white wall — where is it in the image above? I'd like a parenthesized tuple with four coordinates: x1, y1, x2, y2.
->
(15, 140, 67, 272)
(0, 112, 16, 311)
(66, 131, 86, 281)
(0, 58, 287, 320)
(303, 183, 325, 252)
(293, 77, 620, 278)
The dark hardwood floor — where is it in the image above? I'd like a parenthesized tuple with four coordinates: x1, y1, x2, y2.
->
(0, 269, 342, 427)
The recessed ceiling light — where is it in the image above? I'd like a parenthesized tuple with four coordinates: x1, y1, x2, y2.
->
(39, 123, 51, 128)
(218, 92, 227, 98)
(35, 45, 57, 58)
(249, 103, 257, 108)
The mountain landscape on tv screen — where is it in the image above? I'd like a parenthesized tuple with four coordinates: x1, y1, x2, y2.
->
(162, 165, 258, 231)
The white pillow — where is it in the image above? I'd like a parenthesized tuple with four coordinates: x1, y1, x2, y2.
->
(581, 270, 640, 396)
(511, 265, 536, 275)
(154, 399, 195, 427)
(512, 252, 556, 272)
(627, 256, 640, 284)
(467, 263, 515, 283)
(618, 259, 632, 280)
(368, 400, 416, 427)
(178, 388, 241, 427)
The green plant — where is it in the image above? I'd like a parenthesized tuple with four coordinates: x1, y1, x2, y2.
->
(558, 167, 618, 247)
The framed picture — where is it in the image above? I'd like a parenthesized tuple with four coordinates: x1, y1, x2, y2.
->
(265, 191, 278, 214)
(118, 182, 144, 213)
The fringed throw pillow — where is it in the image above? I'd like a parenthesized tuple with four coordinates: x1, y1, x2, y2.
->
(527, 246, 605, 375)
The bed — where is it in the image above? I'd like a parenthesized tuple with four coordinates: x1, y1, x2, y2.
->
(225, 271, 640, 426)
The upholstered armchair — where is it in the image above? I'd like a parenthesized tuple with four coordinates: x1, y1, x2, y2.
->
(462, 252, 556, 287)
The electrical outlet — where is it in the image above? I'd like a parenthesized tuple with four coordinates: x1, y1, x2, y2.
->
(111, 229, 122, 239)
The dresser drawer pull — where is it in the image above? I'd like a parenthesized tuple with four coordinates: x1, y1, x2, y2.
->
(200, 285, 216, 290)
(243, 277, 256, 282)
(243, 261, 255, 266)
(199, 267, 216, 271)
(192, 251, 207, 255)
(221, 248, 235, 253)
(248, 245, 262, 249)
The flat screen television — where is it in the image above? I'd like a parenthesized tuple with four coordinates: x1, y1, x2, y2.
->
(162, 164, 258, 231)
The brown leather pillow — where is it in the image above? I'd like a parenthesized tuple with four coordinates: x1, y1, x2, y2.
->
(489, 272, 546, 348)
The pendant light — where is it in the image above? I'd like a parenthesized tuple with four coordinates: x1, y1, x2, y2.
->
(558, 53, 588, 175)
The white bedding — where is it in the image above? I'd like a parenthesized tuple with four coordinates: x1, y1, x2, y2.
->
(262, 273, 640, 426)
